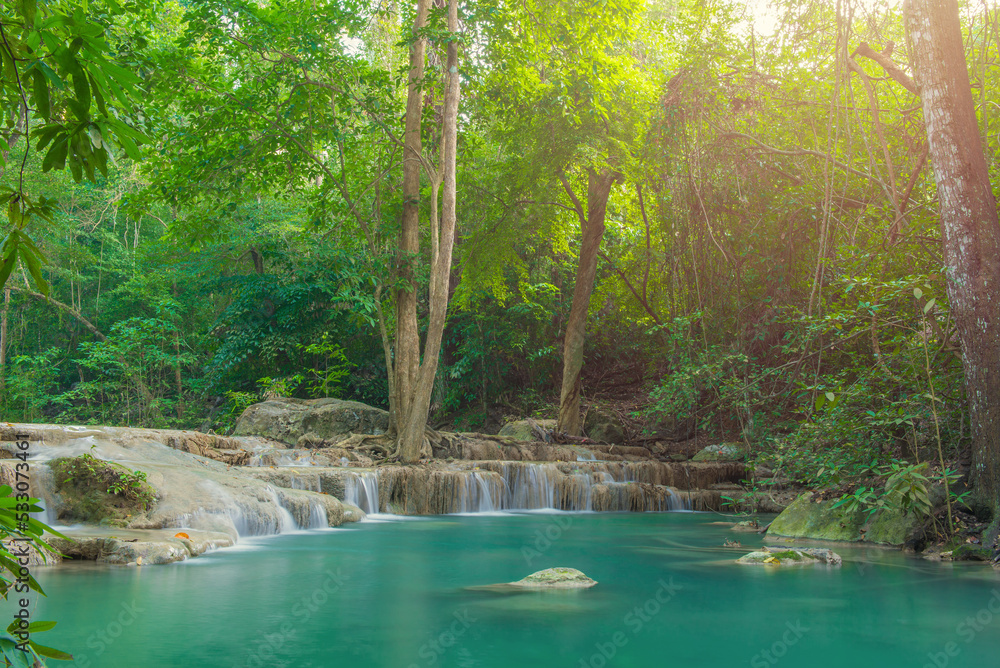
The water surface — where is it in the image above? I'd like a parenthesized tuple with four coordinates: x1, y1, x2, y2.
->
(26, 513, 1000, 667)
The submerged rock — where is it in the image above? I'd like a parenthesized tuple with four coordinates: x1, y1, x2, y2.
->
(737, 546, 842, 566)
(511, 567, 597, 588)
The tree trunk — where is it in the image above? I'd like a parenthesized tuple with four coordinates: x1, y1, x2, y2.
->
(0, 287, 9, 390)
(905, 0, 1000, 509)
(394, 0, 432, 440)
(396, 0, 461, 461)
(556, 168, 616, 436)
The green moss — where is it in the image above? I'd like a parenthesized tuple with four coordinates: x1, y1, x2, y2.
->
(952, 544, 993, 562)
(863, 507, 923, 546)
(769, 550, 804, 561)
(768, 492, 866, 542)
(50, 455, 157, 527)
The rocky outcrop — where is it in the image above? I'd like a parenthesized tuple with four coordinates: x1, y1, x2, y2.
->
(6, 423, 364, 549)
(162, 432, 251, 466)
(233, 397, 389, 445)
(767, 491, 930, 546)
(48, 528, 234, 566)
(737, 546, 842, 566)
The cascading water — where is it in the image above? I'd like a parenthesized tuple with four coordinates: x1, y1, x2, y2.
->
(345, 472, 380, 514)
(290, 474, 321, 493)
(307, 501, 329, 529)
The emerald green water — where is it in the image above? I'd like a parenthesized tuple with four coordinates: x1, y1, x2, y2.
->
(22, 513, 1000, 667)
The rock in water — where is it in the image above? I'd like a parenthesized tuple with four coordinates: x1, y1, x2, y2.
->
(510, 567, 598, 588)
(736, 546, 842, 567)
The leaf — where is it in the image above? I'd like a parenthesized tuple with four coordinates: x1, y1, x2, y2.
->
(42, 136, 69, 172)
(7, 199, 22, 228)
(19, 244, 48, 296)
(31, 68, 50, 120)
(913, 287, 923, 299)
(28, 640, 73, 661)
(923, 298, 936, 314)
(825, 392, 835, 402)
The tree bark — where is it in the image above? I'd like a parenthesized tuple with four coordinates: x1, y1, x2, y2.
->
(905, 0, 1000, 509)
(396, 0, 461, 461)
(394, 0, 432, 441)
(556, 168, 616, 436)
(0, 287, 9, 389)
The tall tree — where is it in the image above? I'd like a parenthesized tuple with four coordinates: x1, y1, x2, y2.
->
(394, 0, 463, 461)
(905, 0, 1000, 510)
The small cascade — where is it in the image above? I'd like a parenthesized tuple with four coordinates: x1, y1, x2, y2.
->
(307, 501, 329, 529)
(452, 472, 504, 513)
(504, 463, 557, 509)
(345, 471, 380, 514)
(30, 463, 62, 527)
(289, 474, 321, 493)
(264, 486, 298, 533)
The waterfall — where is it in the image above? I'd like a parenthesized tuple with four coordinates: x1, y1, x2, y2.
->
(345, 471, 380, 514)
(307, 501, 329, 529)
(505, 463, 557, 509)
(358, 461, 722, 515)
(290, 474, 321, 493)
(453, 472, 504, 513)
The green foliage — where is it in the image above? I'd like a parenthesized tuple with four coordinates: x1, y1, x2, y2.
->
(0, 0, 149, 295)
(643, 314, 758, 437)
(4, 348, 62, 422)
(215, 390, 257, 435)
(297, 333, 351, 398)
(0, 484, 71, 664)
(50, 453, 156, 524)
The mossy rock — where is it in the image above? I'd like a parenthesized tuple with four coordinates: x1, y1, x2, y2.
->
(951, 544, 994, 562)
(769, 491, 931, 546)
(737, 546, 842, 566)
(692, 443, 745, 462)
(863, 506, 924, 546)
(584, 409, 625, 444)
(497, 419, 557, 442)
(768, 492, 866, 542)
(511, 567, 597, 588)
(49, 455, 157, 527)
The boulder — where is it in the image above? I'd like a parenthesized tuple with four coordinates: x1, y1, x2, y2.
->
(768, 491, 932, 546)
(497, 419, 557, 442)
(737, 546, 842, 566)
(584, 409, 625, 444)
(233, 398, 389, 445)
(951, 544, 995, 562)
(692, 443, 745, 462)
(767, 492, 866, 542)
